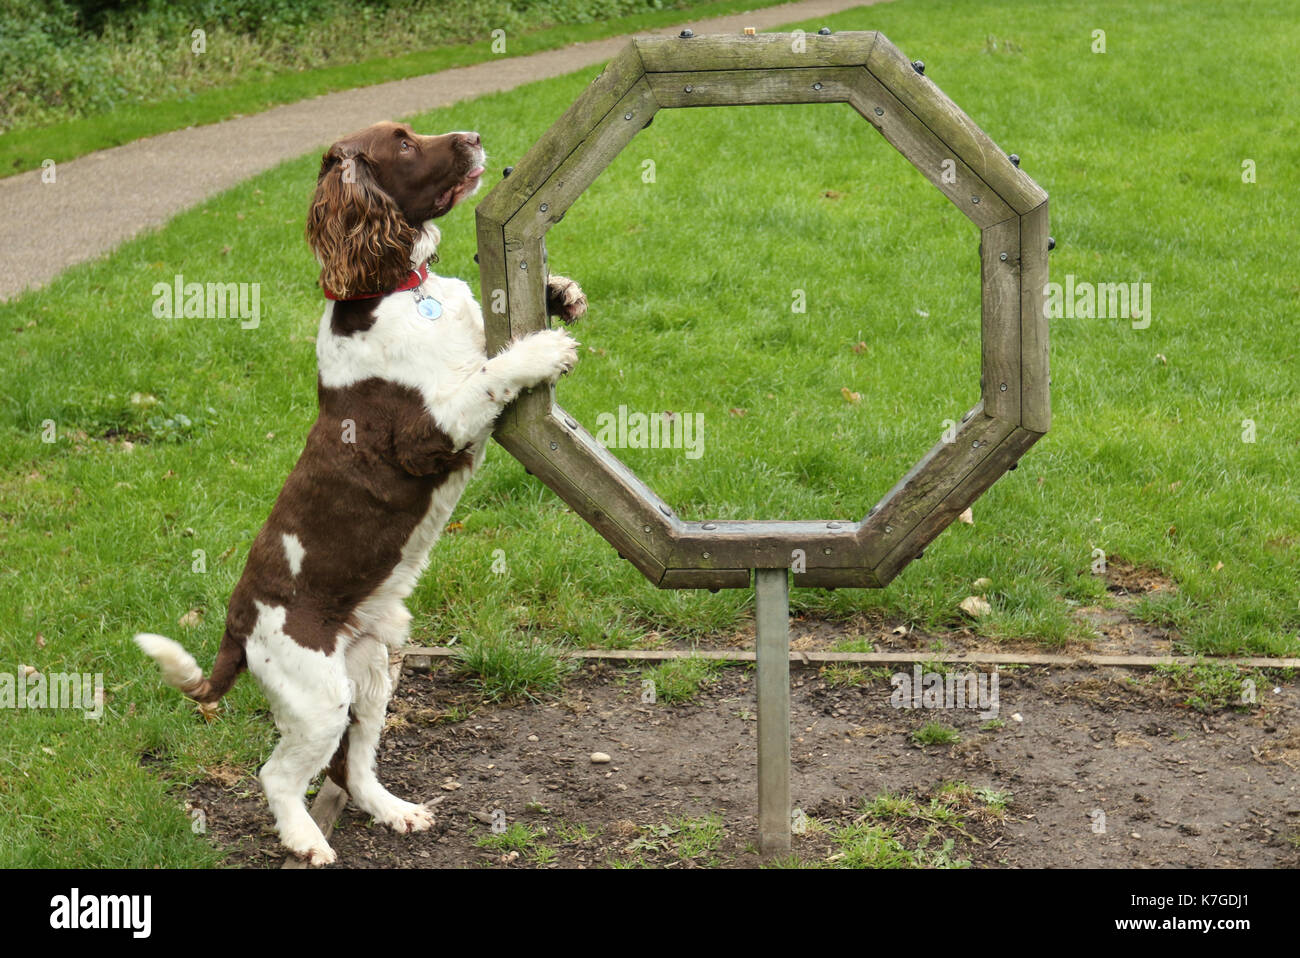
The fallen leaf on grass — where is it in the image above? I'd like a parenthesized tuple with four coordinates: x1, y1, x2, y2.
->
(959, 596, 992, 618)
(841, 387, 861, 404)
(958, 507, 974, 525)
(178, 609, 203, 629)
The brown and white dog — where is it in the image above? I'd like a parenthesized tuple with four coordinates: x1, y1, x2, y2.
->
(136, 122, 585, 865)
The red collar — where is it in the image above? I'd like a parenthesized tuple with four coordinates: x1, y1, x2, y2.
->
(322, 263, 429, 301)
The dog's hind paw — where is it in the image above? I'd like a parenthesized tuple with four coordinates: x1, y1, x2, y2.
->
(306, 844, 337, 866)
(287, 840, 337, 867)
(375, 800, 435, 834)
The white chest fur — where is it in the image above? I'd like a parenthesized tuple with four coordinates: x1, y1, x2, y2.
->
(316, 270, 488, 412)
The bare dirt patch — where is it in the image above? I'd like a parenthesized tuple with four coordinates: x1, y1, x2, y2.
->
(188, 653, 1300, 869)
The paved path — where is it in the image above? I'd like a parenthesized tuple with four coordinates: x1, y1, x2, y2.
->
(0, 0, 882, 302)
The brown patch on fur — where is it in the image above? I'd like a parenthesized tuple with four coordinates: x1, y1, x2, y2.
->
(330, 298, 386, 337)
(326, 728, 351, 789)
(180, 630, 248, 704)
(215, 377, 473, 666)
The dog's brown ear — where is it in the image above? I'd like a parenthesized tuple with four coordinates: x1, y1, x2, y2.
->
(306, 147, 415, 298)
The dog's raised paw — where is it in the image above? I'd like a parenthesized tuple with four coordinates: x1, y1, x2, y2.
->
(512, 328, 579, 386)
(546, 274, 587, 324)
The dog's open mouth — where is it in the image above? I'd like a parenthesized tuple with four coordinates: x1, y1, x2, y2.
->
(437, 150, 487, 210)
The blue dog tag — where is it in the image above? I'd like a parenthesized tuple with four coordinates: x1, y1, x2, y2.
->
(415, 294, 442, 319)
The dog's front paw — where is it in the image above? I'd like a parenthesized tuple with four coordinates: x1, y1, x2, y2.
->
(510, 328, 579, 389)
(546, 274, 587, 324)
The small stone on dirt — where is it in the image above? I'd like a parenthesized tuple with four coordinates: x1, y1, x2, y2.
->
(590, 752, 611, 764)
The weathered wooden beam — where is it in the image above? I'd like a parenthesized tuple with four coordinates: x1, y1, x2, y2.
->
(1019, 200, 1051, 434)
(981, 216, 1021, 423)
(400, 646, 1300, 670)
(647, 67, 861, 108)
(858, 405, 1016, 568)
(505, 77, 659, 242)
(488, 230, 557, 438)
(754, 568, 791, 856)
(476, 41, 647, 226)
(635, 31, 879, 73)
(501, 405, 678, 581)
(668, 519, 857, 571)
(874, 425, 1041, 584)
(865, 34, 1047, 215)
(475, 211, 512, 358)
(847, 69, 1013, 229)
(659, 568, 752, 590)
(657, 566, 880, 589)
(501, 233, 548, 340)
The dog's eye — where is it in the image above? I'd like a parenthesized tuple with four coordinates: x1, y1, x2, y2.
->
(400, 140, 412, 152)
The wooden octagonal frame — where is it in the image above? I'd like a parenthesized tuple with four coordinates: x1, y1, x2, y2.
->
(476, 31, 1050, 590)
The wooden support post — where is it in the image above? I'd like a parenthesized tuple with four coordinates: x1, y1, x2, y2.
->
(754, 567, 791, 856)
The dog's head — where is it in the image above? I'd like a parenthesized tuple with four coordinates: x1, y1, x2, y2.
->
(306, 122, 486, 298)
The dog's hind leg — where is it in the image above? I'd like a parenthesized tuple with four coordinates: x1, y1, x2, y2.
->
(259, 710, 350, 865)
(246, 608, 353, 866)
(342, 634, 434, 833)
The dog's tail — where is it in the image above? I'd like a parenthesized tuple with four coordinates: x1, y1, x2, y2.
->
(134, 630, 246, 705)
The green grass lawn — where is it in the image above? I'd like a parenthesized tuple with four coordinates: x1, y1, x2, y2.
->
(1, 0, 1297, 867)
